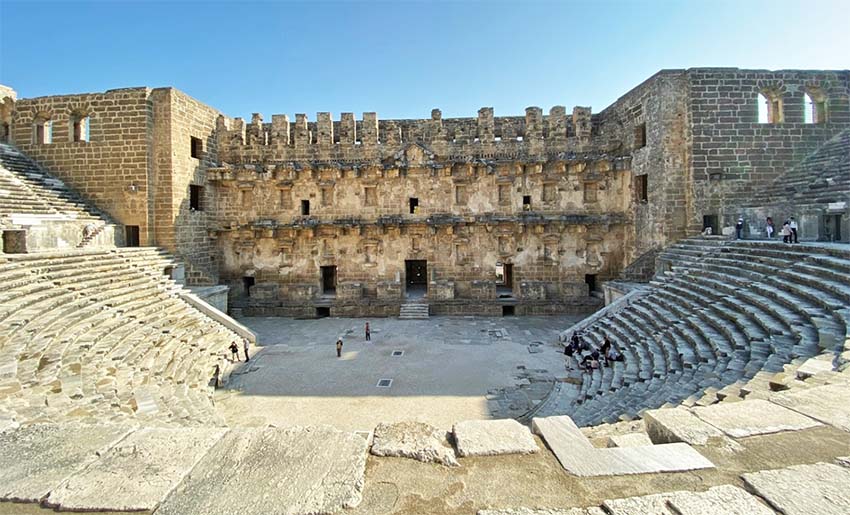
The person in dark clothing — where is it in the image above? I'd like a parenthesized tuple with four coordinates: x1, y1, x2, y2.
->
(336, 338, 343, 358)
(735, 218, 744, 240)
(365, 322, 371, 341)
(229, 341, 239, 362)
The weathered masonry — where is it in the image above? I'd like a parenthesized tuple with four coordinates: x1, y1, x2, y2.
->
(1, 67, 848, 317)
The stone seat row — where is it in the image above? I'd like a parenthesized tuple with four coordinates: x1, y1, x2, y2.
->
(0, 247, 243, 427)
(0, 142, 105, 220)
(544, 238, 850, 426)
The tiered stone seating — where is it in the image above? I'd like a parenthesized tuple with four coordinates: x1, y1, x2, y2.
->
(0, 142, 104, 221)
(754, 129, 850, 207)
(542, 237, 850, 426)
(0, 247, 242, 427)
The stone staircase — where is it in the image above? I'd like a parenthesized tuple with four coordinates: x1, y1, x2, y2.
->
(538, 237, 850, 426)
(399, 302, 429, 319)
(0, 247, 246, 428)
(754, 129, 850, 207)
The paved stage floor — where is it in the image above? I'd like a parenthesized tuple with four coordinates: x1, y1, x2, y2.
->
(216, 316, 581, 431)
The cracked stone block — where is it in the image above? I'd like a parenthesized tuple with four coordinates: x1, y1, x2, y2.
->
(371, 421, 458, 466)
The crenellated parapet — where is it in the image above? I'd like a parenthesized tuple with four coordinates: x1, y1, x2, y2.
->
(215, 105, 616, 165)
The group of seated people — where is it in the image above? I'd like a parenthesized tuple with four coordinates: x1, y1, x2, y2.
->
(564, 331, 624, 372)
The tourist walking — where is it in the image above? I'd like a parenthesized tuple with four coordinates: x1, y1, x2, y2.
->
(790, 217, 799, 243)
(229, 341, 239, 362)
(365, 322, 371, 341)
(736, 218, 744, 240)
(243, 338, 250, 362)
(336, 338, 343, 358)
(765, 217, 775, 239)
(781, 221, 792, 243)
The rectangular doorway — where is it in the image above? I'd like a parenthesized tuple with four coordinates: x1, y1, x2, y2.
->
(125, 225, 140, 247)
(823, 214, 842, 242)
(702, 215, 718, 236)
(243, 276, 255, 297)
(585, 274, 598, 294)
(321, 265, 337, 295)
(405, 259, 427, 298)
(496, 262, 513, 298)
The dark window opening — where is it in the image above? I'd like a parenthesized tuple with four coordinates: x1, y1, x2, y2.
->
(502, 305, 515, 316)
(190, 136, 203, 158)
(409, 197, 419, 214)
(243, 276, 255, 297)
(189, 185, 203, 211)
(301, 199, 310, 215)
(316, 307, 331, 318)
(635, 122, 647, 148)
(0, 122, 9, 142)
(321, 265, 337, 294)
(522, 195, 532, 211)
(635, 174, 648, 202)
(585, 274, 598, 294)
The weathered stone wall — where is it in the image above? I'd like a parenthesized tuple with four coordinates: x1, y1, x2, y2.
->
(151, 88, 221, 283)
(687, 68, 850, 229)
(10, 88, 154, 242)
(598, 70, 692, 262)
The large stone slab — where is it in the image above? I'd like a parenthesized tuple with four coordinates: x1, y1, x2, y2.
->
(770, 384, 850, 432)
(371, 421, 458, 466)
(453, 419, 539, 457)
(532, 416, 713, 477)
(603, 485, 773, 515)
(45, 427, 227, 511)
(605, 432, 653, 448)
(156, 426, 367, 515)
(742, 463, 850, 515)
(667, 485, 774, 515)
(478, 508, 605, 515)
(0, 423, 132, 503)
(692, 399, 820, 438)
(644, 407, 741, 451)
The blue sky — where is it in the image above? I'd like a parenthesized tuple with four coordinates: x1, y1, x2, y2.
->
(1, 1, 847, 120)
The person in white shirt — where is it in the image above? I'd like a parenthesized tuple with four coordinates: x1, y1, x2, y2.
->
(789, 217, 799, 243)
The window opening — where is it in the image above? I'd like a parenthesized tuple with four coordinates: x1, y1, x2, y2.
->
(189, 185, 203, 211)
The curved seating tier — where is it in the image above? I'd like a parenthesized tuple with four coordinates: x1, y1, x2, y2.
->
(541, 238, 850, 427)
(0, 247, 241, 427)
(0, 142, 104, 221)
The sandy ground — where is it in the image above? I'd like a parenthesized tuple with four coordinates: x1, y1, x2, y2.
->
(216, 316, 579, 431)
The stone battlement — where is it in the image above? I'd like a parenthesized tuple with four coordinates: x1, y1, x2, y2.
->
(216, 105, 603, 164)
